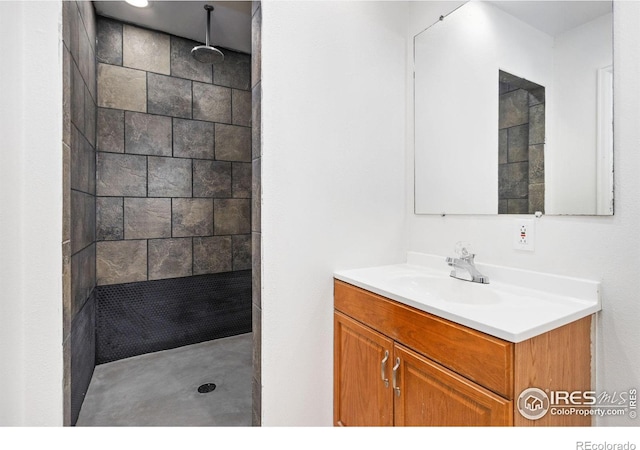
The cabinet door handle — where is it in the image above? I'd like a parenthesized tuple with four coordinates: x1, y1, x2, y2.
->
(392, 357, 401, 397)
(381, 350, 389, 387)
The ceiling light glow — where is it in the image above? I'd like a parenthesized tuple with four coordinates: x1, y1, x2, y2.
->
(125, 0, 149, 8)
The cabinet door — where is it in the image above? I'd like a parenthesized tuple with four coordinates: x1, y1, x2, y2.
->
(334, 312, 394, 426)
(393, 344, 513, 426)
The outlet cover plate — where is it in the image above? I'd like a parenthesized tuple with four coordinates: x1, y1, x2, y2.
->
(514, 219, 535, 251)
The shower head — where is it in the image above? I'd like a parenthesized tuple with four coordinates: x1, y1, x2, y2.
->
(192, 44, 224, 64)
(191, 5, 224, 64)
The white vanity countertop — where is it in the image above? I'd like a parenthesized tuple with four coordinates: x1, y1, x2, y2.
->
(333, 252, 601, 343)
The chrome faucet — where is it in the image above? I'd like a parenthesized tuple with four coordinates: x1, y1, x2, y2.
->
(446, 243, 489, 284)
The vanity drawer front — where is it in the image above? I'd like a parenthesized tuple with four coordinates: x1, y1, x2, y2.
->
(334, 280, 514, 399)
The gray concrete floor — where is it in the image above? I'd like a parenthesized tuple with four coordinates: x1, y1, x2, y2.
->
(76, 333, 252, 426)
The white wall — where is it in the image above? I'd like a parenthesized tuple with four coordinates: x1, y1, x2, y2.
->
(548, 13, 613, 215)
(0, 1, 64, 425)
(406, 1, 640, 426)
(260, 1, 407, 425)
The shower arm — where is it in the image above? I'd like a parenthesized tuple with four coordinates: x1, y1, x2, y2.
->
(205, 5, 213, 48)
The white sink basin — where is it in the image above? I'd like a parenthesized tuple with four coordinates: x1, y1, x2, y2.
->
(386, 273, 501, 305)
(334, 252, 601, 342)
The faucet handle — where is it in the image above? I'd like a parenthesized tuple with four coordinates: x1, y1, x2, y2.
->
(454, 241, 474, 259)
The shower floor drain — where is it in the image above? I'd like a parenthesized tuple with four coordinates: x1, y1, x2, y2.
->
(197, 383, 217, 394)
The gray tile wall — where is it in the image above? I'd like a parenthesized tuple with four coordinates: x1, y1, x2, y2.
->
(251, 1, 262, 427)
(62, 0, 97, 426)
(498, 71, 545, 215)
(95, 17, 252, 286)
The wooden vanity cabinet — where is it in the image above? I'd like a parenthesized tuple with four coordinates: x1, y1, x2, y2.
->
(334, 280, 592, 427)
(334, 312, 394, 426)
(393, 343, 512, 426)
(334, 312, 511, 426)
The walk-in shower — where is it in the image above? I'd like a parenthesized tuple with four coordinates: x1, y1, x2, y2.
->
(63, 0, 255, 426)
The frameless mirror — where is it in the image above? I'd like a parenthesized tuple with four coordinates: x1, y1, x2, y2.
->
(414, 1, 613, 215)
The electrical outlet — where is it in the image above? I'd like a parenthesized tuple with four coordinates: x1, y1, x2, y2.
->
(514, 219, 535, 251)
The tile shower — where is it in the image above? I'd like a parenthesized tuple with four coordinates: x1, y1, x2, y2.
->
(498, 70, 545, 215)
(95, 17, 252, 281)
(62, 1, 254, 426)
(62, 0, 97, 427)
